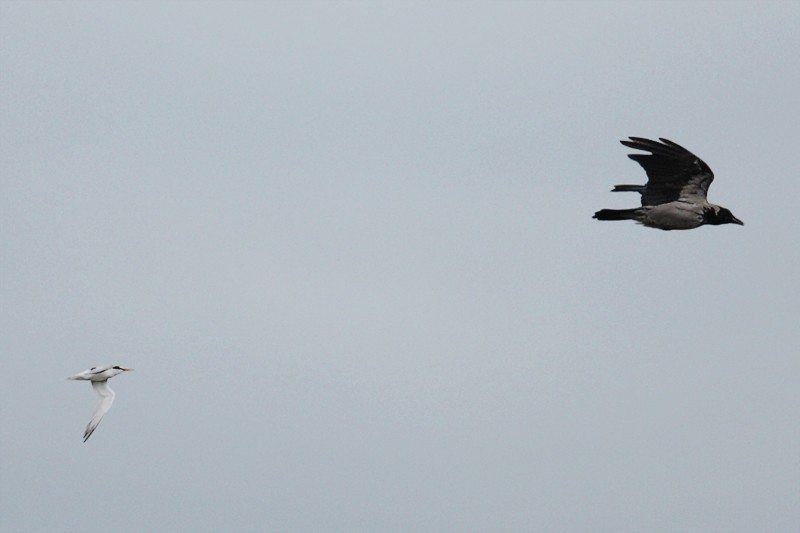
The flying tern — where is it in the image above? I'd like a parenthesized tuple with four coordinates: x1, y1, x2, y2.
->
(68, 365, 133, 442)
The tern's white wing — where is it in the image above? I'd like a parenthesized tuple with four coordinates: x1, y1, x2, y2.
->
(84, 380, 115, 442)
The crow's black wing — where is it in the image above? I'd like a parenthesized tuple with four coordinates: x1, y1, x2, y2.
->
(620, 137, 715, 206)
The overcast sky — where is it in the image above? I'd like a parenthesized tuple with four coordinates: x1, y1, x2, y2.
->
(2, 1, 799, 532)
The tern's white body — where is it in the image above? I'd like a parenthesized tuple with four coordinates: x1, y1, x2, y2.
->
(68, 365, 133, 442)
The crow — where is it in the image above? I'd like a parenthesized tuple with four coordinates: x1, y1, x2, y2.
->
(594, 137, 743, 230)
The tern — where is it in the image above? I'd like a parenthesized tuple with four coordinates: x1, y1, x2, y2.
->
(68, 365, 133, 442)
(593, 137, 743, 230)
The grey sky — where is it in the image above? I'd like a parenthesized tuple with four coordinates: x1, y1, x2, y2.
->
(1, 1, 799, 532)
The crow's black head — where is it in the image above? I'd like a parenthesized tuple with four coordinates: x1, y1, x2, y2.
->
(703, 206, 743, 226)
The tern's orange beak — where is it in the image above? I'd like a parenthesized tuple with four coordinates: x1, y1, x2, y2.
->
(122, 368, 134, 371)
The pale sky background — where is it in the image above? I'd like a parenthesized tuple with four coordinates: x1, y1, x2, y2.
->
(1, 1, 799, 532)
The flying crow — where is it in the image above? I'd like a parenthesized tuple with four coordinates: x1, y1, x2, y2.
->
(593, 137, 743, 230)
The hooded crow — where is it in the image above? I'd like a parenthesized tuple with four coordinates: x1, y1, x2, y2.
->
(593, 137, 743, 230)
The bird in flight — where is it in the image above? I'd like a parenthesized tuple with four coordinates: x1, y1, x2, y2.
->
(593, 137, 743, 230)
(68, 365, 133, 442)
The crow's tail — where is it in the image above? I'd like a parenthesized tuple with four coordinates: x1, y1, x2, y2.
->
(593, 208, 640, 221)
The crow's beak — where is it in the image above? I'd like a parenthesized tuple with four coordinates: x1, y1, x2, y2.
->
(732, 216, 744, 226)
